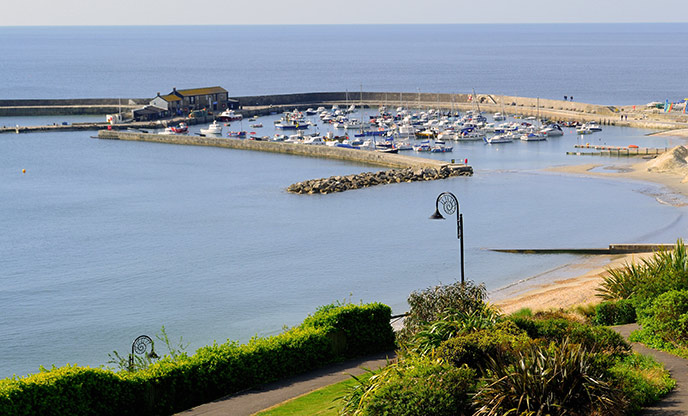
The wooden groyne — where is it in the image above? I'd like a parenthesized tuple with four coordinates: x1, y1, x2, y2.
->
(490, 244, 675, 255)
(567, 145, 667, 158)
(96, 130, 473, 193)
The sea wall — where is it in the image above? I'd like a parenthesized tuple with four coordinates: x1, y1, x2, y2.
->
(0, 98, 148, 117)
(97, 130, 449, 169)
(97, 130, 473, 193)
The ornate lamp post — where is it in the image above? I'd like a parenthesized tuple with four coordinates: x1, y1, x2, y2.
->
(429, 192, 465, 285)
(129, 335, 159, 371)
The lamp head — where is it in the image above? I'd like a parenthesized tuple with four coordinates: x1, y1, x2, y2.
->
(429, 208, 445, 220)
(148, 351, 160, 360)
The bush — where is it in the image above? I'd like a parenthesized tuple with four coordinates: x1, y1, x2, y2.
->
(301, 302, 395, 357)
(594, 299, 637, 325)
(400, 280, 488, 342)
(405, 307, 500, 356)
(637, 289, 688, 346)
(474, 339, 627, 416)
(607, 353, 675, 413)
(435, 321, 532, 374)
(341, 357, 477, 416)
(0, 303, 395, 416)
(510, 316, 630, 355)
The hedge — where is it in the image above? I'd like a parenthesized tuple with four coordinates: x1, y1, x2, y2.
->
(0, 302, 395, 416)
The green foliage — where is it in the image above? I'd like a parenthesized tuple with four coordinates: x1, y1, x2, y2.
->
(0, 366, 133, 416)
(0, 303, 394, 416)
(435, 320, 532, 374)
(340, 357, 476, 416)
(637, 289, 688, 346)
(474, 339, 627, 416)
(594, 299, 637, 325)
(597, 240, 688, 303)
(406, 307, 500, 356)
(301, 302, 395, 357)
(400, 280, 488, 342)
(509, 316, 630, 355)
(607, 353, 675, 413)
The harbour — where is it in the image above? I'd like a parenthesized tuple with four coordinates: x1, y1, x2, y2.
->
(2, 23, 688, 381)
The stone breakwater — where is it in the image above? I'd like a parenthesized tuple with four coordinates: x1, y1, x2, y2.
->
(287, 165, 473, 194)
(97, 130, 473, 193)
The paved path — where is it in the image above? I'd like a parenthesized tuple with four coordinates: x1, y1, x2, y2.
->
(613, 324, 688, 415)
(175, 351, 396, 416)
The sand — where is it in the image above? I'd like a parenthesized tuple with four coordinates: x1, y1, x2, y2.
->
(493, 146, 688, 314)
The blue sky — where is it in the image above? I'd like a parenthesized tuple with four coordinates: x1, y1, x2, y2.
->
(3, 0, 687, 26)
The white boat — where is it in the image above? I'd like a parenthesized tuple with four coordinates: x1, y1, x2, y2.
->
(302, 135, 325, 145)
(520, 132, 547, 141)
(200, 120, 223, 136)
(217, 109, 243, 122)
(397, 124, 417, 138)
(539, 124, 564, 137)
(485, 134, 514, 144)
(582, 122, 602, 132)
(577, 127, 593, 135)
(493, 112, 506, 121)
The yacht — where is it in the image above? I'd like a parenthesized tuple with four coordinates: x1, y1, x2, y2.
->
(217, 109, 243, 122)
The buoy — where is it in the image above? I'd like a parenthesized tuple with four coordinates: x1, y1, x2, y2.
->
(22, 169, 26, 174)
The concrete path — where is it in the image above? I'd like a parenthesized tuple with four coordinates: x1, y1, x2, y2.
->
(175, 351, 396, 416)
(613, 324, 688, 415)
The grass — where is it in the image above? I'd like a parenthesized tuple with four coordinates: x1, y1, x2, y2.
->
(256, 372, 373, 416)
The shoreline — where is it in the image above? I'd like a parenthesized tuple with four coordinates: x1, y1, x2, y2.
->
(493, 153, 688, 314)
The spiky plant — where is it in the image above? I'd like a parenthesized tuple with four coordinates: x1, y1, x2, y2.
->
(474, 339, 627, 416)
(596, 260, 647, 300)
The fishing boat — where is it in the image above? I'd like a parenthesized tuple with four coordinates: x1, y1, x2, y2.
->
(170, 122, 188, 134)
(228, 131, 247, 138)
(200, 120, 222, 135)
(250, 123, 263, 128)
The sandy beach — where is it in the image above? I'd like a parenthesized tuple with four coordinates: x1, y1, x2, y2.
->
(494, 146, 688, 314)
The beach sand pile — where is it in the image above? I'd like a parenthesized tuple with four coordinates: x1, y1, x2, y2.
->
(645, 145, 688, 178)
(496, 146, 688, 314)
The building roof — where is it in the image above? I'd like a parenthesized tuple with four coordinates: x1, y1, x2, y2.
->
(159, 94, 182, 102)
(174, 86, 228, 97)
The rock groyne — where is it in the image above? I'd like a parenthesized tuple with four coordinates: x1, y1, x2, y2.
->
(287, 165, 473, 194)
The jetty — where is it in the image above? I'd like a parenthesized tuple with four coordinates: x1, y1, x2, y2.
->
(96, 130, 473, 194)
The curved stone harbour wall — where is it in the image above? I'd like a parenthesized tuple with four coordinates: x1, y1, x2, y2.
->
(96, 130, 472, 193)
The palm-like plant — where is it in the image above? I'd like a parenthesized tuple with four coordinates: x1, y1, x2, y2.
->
(474, 339, 626, 416)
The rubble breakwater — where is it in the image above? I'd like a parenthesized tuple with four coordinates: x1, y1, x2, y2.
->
(287, 165, 473, 194)
(96, 130, 473, 193)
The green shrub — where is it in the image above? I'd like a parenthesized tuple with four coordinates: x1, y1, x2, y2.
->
(594, 299, 637, 325)
(637, 289, 688, 346)
(435, 321, 532, 374)
(301, 302, 395, 357)
(0, 303, 394, 416)
(510, 316, 630, 355)
(607, 353, 675, 413)
(405, 306, 500, 356)
(400, 280, 487, 341)
(0, 366, 133, 416)
(341, 357, 477, 416)
(474, 339, 627, 416)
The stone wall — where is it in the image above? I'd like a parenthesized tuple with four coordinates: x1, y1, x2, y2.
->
(96, 130, 473, 193)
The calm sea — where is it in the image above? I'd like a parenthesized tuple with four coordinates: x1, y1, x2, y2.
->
(1, 24, 688, 378)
